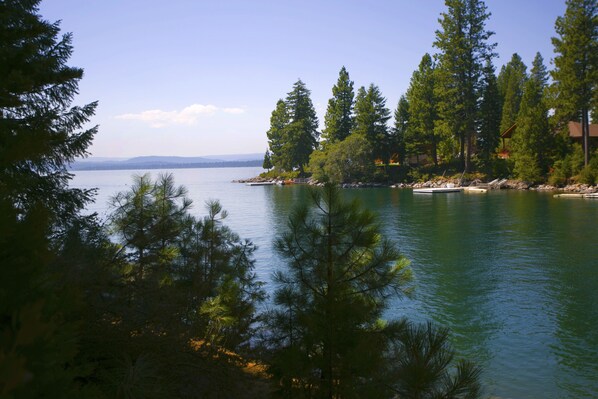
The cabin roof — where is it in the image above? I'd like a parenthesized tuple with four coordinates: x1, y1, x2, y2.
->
(568, 121, 598, 138)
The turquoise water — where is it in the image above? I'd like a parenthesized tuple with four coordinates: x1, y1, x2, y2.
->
(72, 167, 598, 399)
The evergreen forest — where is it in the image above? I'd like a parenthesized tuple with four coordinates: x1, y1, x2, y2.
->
(265, 0, 598, 186)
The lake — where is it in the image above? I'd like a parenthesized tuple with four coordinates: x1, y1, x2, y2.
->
(72, 166, 598, 399)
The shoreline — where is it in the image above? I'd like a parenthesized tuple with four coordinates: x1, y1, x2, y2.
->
(234, 175, 598, 194)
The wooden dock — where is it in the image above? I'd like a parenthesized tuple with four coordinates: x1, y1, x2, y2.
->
(553, 193, 598, 199)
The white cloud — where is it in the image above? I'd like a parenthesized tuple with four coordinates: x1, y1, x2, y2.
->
(116, 104, 245, 128)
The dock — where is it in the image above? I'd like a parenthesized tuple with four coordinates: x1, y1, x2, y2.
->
(413, 187, 463, 194)
(553, 193, 598, 199)
(246, 182, 275, 186)
(464, 187, 488, 193)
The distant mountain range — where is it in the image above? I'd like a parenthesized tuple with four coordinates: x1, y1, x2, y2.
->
(70, 154, 263, 171)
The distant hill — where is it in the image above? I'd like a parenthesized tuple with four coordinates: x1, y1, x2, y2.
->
(70, 154, 263, 171)
(123, 156, 224, 164)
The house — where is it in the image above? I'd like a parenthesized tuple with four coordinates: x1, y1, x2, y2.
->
(498, 121, 598, 160)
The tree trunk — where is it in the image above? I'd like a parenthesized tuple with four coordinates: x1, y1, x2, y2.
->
(432, 132, 438, 167)
(460, 136, 466, 171)
(582, 109, 589, 166)
(465, 132, 473, 172)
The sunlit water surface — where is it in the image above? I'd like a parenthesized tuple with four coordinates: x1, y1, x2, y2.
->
(72, 167, 598, 399)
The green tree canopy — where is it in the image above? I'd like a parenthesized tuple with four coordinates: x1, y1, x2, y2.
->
(512, 53, 551, 182)
(434, 0, 496, 171)
(322, 66, 355, 144)
(498, 53, 527, 134)
(551, 0, 598, 165)
(266, 99, 291, 170)
(263, 149, 273, 170)
(354, 84, 392, 164)
(0, 0, 98, 225)
(308, 133, 376, 183)
(392, 95, 410, 165)
(266, 184, 412, 398)
(0, 1, 98, 396)
(406, 53, 439, 166)
(477, 59, 502, 168)
(266, 80, 319, 173)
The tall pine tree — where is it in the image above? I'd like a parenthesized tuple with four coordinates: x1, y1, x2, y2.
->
(512, 53, 551, 182)
(266, 185, 412, 398)
(266, 99, 290, 171)
(322, 66, 355, 144)
(354, 84, 392, 164)
(0, 1, 98, 396)
(498, 53, 527, 134)
(406, 53, 439, 166)
(434, 0, 496, 171)
(392, 95, 410, 165)
(477, 60, 502, 169)
(551, 0, 598, 165)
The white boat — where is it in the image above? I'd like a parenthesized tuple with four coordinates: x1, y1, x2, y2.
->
(413, 187, 463, 194)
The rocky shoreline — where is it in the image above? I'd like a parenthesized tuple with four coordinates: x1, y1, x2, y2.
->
(234, 176, 598, 193)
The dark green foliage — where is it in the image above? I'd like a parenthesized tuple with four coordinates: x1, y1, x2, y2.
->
(392, 95, 410, 165)
(265, 185, 412, 398)
(434, 0, 496, 171)
(108, 173, 264, 348)
(266, 81, 319, 173)
(267, 99, 291, 171)
(386, 321, 482, 399)
(512, 53, 551, 182)
(322, 66, 355, 144)
(285, 80, 320, 173)
(498, 53, 527, 134)
(0, 0, 97, 226)
(477, 60, 502, 169)
(308, 133, 376, 183)
(406, 54, 439, 166)
(354, 84, 392, 164)
(0, 199, 90, 398)
(263, 149, 273, 170)
(551, 0, 597, 165)
(548, 144, 585, 185)
(0, 2, 100, 397)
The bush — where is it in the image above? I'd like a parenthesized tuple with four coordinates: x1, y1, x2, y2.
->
(259, 169, 300, 180)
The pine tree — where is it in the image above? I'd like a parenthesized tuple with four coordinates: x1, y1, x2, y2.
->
(263, 149, 273, 171)
(386, 321, 482, 398)
(285, 79, 320, 174)
(406, 53, 439, 166)
(354, 84, 392, 164)
(0, 0, 98, 225)
(477, 60, 502, 169)
(322, 66, 355, 144)
(392, 95, 410, 165)
(0, 1, 98, 396)
(266, 99, 290, 171)
(512, 53, 550, 182)
(551, 0, 598, 165)
(266, 185, 412, 398)
(434, 0, 496, 171)
(267, 81, 319, 173)
(498, 53, 527, 134)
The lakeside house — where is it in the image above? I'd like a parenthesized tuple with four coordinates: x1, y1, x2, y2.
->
(498, 121, 598, 159)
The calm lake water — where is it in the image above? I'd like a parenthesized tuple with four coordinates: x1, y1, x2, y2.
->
(72, 167, 598, 399)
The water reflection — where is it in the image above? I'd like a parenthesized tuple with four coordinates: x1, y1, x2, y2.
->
(73, 169, 598, 399)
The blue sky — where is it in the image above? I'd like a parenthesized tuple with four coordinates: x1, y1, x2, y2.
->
(39, 0, 567, 158)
